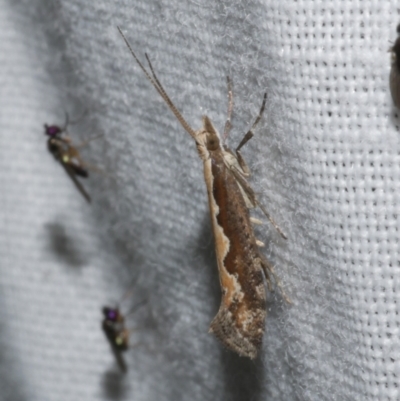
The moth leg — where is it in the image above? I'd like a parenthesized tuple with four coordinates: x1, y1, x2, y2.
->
(235, 92, 267, 175)
(223, 76, 234, 141)
(235, 132, 253, 176)
(230, 166, 257, 206)
(256, 239, 265, 247)
(247, 92, 267, 137)
(260, 255, 291, 304)
(256, 201, 287, 240)
(230, 166, 287, 239)
(250, 217, 263, 225)
(236, 131, 254, 152)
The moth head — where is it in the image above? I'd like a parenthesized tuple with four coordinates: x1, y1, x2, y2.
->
(200, 115, 221, 151)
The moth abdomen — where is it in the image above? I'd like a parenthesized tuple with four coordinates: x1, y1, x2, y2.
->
(209, 304, 265, 359)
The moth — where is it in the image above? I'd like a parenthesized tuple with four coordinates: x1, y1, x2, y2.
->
(118, 28, 287, 359)
(44, 115, 92, 203)
(390, 24, 400, 108)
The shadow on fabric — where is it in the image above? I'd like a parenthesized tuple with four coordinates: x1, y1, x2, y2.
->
(219, 345, 265, 401)
(101, 368, 130, 400)
(44, 222, 88, 268)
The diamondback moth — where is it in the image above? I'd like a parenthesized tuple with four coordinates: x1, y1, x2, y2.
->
(118, 28, 288, 359)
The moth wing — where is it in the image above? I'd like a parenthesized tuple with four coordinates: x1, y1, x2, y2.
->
(237, 181, 256, 209)
(222, 151, 256, 208)
(229, 164, 287, 239)
(228, 165, 257, 208)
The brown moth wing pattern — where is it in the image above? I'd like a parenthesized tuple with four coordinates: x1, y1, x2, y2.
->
(116, 29, 286, 359)
(206, 150, 267, 359)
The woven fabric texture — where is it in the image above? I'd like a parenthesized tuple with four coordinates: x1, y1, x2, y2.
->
(0, 0, 399, 400)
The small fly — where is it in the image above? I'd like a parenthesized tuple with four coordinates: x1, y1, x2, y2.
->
(102, 292, 146, 372)
(44, 114, 94, 203)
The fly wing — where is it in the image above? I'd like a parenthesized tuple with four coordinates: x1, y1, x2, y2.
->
(102, 322, 128, 372)
(68, 162, 89, 178)
(61, 162, 92, 203)
(111, 346, 127, 372)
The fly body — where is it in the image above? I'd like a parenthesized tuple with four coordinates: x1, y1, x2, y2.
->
(44, 116, 91, 203)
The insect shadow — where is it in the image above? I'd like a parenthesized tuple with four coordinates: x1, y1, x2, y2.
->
(44, 222, 87, 268)
(221, 350, 265, 401)
(101, 369, 129, 401)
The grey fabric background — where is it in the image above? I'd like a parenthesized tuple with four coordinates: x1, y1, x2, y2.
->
(1, 0, 399, 400)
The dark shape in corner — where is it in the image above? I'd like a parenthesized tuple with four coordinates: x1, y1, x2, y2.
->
(390, 24, 400, 108)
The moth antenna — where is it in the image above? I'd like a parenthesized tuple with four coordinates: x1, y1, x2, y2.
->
(144, 53, 169, 97)
(223, 75, 234, 141)
(144, 52, 196, 138)
(117, 27, 197, 140)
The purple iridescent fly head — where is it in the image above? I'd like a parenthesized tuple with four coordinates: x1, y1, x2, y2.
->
(44, 124, 62, 137)
(103, 306, 119, 322)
